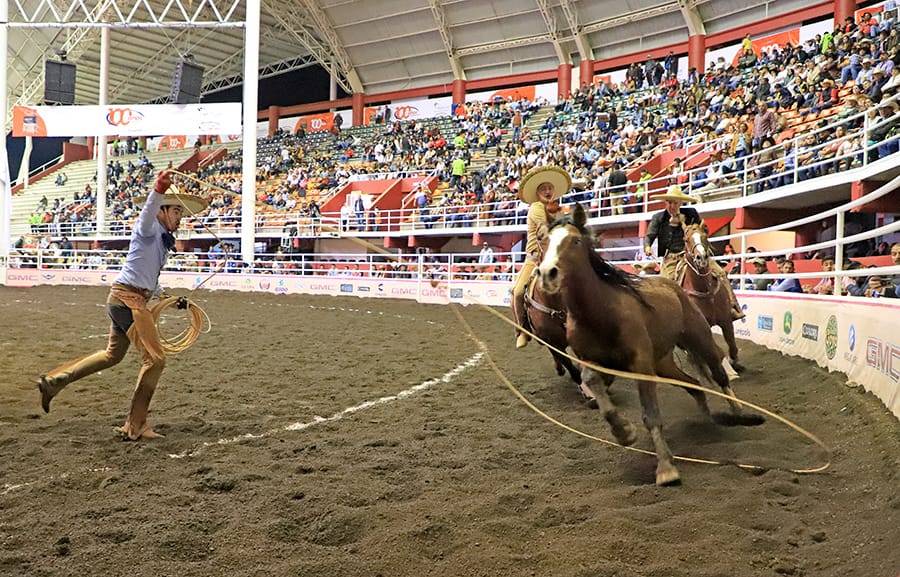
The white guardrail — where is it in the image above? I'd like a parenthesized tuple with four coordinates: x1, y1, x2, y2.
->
(17, 91, 900, 240)
(6, 163, 900, 301)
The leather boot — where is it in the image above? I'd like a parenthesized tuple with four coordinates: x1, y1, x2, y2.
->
(514, 291, 530, 349)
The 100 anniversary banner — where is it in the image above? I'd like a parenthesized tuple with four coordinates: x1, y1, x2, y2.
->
(11, 103, 242, 137)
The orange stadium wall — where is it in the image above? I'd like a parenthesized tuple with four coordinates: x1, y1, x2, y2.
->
(376, 176, 438, 213)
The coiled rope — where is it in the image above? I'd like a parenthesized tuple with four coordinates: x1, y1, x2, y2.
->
(150, 295, 211, 354)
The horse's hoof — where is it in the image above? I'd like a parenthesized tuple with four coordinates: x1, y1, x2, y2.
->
(732, 361, 746, 373)
(555, 365, 566, 377)
(586, 398, 599, 410)
(612, 423, 637, 446)
(656, 466, 682, 487)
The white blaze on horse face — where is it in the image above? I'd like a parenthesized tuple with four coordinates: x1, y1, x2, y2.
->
(692, 232, 706, 259)
(540, 226, 572, 277)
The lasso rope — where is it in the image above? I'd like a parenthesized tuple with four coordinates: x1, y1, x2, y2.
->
(452, 302, 830, 475)
(162, 169, 830, 475)
(150, 295, 211, 354)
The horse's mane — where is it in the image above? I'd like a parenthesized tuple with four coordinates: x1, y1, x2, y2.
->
(550, 213, 652, 309)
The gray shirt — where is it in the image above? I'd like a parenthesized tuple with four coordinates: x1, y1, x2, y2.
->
(114, 189, 169, 293)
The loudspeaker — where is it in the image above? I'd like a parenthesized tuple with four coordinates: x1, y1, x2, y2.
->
(44, 60, 77, 105)
(169, 60, 204, 104)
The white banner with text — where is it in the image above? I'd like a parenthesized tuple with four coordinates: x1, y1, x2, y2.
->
(735, 291, 900, 419)
(12, 103, 243, 137)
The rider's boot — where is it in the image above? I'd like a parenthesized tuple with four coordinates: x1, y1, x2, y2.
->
(514, 291, 530, 349)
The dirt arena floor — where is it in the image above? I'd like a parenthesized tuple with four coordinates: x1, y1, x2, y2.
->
(1, 285, 898, 577)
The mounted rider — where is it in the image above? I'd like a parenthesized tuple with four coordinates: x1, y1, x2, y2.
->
(643, 185, 745, 321)
(512, 165, 570, 349)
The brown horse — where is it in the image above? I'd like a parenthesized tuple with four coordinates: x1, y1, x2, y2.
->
(522, 276, 599, 408)
(538, 204, 762, 486)
(681, 224, 744, 373)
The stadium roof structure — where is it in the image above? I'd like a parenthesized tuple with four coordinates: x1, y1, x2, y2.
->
(6, 0, 815, 110)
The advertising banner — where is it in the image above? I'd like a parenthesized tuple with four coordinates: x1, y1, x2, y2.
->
(12, 103, 242, 137)
(389, 96, 453, 122)
(706, 28, 800, 70)
(737, 292, 900, 419)
(293, 112, 335, 133)
(3, 268, 511, 308)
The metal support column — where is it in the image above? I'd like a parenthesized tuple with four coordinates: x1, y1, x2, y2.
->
(833, 211, 845, 296)
(241, 0, 260, 263)
(329, 62, 337, 101)
(96, 26, 110, 239)
(0, 0, 11, 259)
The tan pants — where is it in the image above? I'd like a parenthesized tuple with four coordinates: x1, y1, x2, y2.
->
(44, 287, 166, 439)
(512, 260, 537, 335)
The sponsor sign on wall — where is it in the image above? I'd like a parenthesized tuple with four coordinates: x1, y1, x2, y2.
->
(465, 82, 558, 105)
(706, 28, 801, 69)
(293, 112, 336, 133)
(12, 103, 242, 137)
(738, 292, 900, 420)
(2, 268, 511, 308)
(389, 97, 452, 122)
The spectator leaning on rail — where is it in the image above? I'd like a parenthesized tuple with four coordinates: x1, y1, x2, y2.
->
(768, 260, 803, 293)
(643, 185, 745, 320)
(871, 242, 900, 298)
(512, 165, 569, 349)
(37, 171, 209, 441)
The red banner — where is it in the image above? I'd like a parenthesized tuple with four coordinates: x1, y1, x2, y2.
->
(364, 107, 380, 126)
(293, 112, 334, 133)
(157, 135, 188, 150)
(855, 5, 884, 20)
(489, 86, 536, 102)
(592, 74, 612, 86)
(733, 29, 800, 66)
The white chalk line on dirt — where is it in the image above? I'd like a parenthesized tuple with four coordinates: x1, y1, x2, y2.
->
(167, 350, 484, 459)
(1, 298, 458, 495)
(1, 467, 111, 497)
(1, 353, 483, 495)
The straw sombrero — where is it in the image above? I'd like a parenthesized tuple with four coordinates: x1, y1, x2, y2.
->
(652, 184, 698, 204)
(134, 186, 209, 214)
(517, 165, 571, 204)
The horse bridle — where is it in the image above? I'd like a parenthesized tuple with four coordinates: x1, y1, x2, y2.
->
(524, 290, 567, 324)
(522, 255, 567, 324)
(683, 226, 711, 278)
